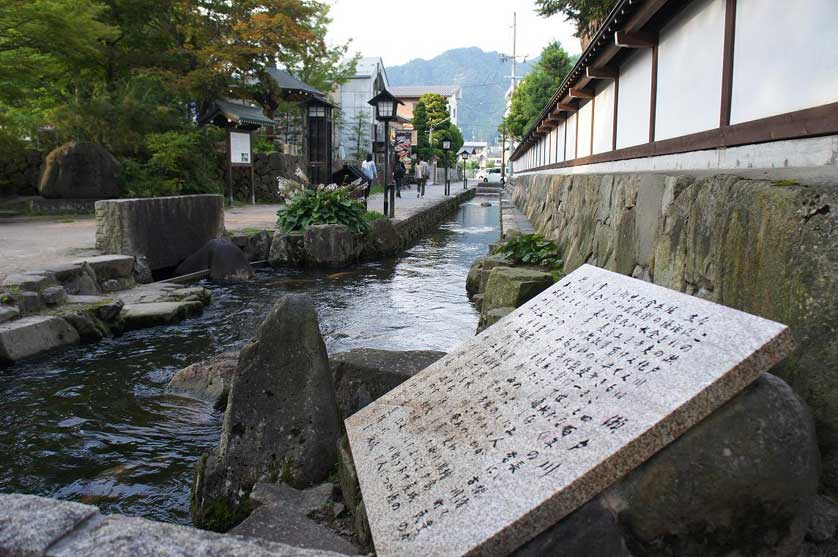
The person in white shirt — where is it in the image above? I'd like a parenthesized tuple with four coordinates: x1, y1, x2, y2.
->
(360, 153, 377, 200)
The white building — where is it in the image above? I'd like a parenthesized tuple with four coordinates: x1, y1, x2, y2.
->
(334, 57, 390, 160)
(390, 86, 462, 127)
(510, 0, 838, 183)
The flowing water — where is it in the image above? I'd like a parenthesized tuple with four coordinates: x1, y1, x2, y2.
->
(0, 200, 499, 525)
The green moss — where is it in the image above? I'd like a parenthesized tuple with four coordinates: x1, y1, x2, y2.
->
(771, 179, 799, 187)
(193, 496, 251, 532)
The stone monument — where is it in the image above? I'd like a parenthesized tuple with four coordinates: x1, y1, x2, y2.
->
(345, 264, 795, 556)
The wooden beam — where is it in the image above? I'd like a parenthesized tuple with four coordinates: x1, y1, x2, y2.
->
(650, 44, 658, 143)
(587, 65, 618, 80)
(614, 30, 657, 48)
(720, 0, 737, 126)
(569, 88, 594, 100)
(557, 103, 578, 113)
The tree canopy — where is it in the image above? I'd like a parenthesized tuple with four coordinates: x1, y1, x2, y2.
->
(0, 0, 357, 195)
(410, 93, 463, 164)
(534, 0, 617, 41)
(503, 41, 576, 139)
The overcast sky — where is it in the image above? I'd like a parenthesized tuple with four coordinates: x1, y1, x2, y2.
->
(325, 0, 581, 68)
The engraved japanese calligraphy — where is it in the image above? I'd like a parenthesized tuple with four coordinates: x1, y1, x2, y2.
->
(346, 265, 795, 557)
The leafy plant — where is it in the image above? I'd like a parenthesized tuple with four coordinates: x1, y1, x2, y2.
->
(495, 233, 562, 268)
(364, 211, 386, 222)
(277, 188, 370, 234)
(121, 127, 223, 198)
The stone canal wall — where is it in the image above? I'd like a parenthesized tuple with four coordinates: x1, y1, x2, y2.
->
(507, 172, 838, 494)
(268, 188, 477, 268)
(95, 194, 225, 271)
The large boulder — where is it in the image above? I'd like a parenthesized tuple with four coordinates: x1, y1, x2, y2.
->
(481, 266, 553, 313)
(230, 483, 360, 555)
(465, 254, 511, 298)
(331, 349, 446, 420)
(168, 351, 239, 409)
(361, 219, 401, 259)
(174, 238, 254, 282)
(514, 373, 819, 556)
(192, 294, 340, 531)
(38, 142, 120, 199)
(268, 231, 305, 267)
(303, 225, 359, 268)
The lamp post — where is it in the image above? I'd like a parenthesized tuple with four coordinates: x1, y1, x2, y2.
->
(368, 89, 403, 218)
(461, 150, 469, 190)
(442, 139, 451, 196)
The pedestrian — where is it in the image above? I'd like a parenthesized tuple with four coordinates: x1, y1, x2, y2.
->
(422, 157, 432, 193)
(416, 157, 430, 197)
(394, 155, 406, 198)
(414, 156, 424, 198)
(361, 153, 377, 200)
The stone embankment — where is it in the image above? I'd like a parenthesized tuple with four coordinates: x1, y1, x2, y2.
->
(0, 493, 346, 557)
(268, 189, 476, 268)
(465, 198, 555, 334)
(95, 194, 225, 273)
(0, 254, 211, 364)
(507, 172, 838, 498)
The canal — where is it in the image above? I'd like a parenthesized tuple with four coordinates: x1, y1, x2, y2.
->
(0, 200, 499, 525)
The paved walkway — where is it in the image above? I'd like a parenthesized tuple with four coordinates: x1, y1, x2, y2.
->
(500, 191, 536, 238)
(365, 180, 476, 220)
(0, 182, 478, 281)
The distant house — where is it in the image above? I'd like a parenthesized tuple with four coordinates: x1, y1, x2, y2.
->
(391, 86, 462, 127)
(334, 57, 390, 160)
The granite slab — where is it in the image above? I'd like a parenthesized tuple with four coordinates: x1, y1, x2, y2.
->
(345, 264, 795, 557)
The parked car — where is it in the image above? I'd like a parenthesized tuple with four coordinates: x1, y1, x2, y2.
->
(483, 168, 504, 184)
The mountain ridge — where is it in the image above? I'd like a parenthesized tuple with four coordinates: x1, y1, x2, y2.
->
(386, 47, 536, 142)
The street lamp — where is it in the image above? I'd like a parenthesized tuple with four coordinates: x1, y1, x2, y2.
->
(368, 88, 403, 218)
(460, 149, 469, 190)
(442, 139, 451, 196)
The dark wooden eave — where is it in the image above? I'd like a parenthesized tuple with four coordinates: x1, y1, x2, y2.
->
(512, 0, 680, 161)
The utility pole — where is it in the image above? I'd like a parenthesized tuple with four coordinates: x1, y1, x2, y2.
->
(499, 12, 525, 183)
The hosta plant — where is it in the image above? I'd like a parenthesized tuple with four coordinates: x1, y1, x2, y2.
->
(494, 233, 562, 268)
(277, 187, 370, 234)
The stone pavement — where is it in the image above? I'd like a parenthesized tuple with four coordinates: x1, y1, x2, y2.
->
(500, 190, 535, 238)
(365, 179, 477, 220)
(0, 184, 478, 281)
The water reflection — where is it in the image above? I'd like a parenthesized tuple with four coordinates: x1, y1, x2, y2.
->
(0, 201, 498, 524)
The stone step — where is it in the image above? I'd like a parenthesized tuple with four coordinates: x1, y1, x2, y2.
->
(0, 316, 80, 364)
(120, 301, 203, 331)
(72, 255, 135, 281)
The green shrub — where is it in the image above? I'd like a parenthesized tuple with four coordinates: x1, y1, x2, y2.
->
(252, 135, 278, 154)
(277, 188, 370, 234)
(364, 211, 386, 222)
(494, 233, 562, 268)
(121, 127, 223, 198)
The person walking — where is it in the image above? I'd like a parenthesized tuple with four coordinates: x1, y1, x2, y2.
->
(394, 155, 406, 198)
(361, 153, 377, 201)
(414, 156, 424, 198)
(415, 156, 430, 198)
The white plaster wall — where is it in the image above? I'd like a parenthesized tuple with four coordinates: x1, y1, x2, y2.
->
(616, 49, 652, 149)
(593, 81, 615, 154)
(656, 0, 725, 140)
(566, 113, 578, 160)
(556, 121, 566, 162)
(732, 0, 838, 124)
(516, 135, 838, 186)
(577, 100, 593, 158)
